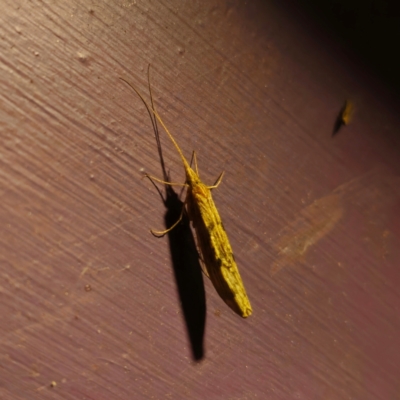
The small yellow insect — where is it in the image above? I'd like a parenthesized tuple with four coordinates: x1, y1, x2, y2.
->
(340, 100, 353, 126)
(120, 72, 252, 318)
(333, 99, 354, 135)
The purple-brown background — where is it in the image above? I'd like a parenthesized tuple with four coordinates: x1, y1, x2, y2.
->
(1, 0, 399, 399)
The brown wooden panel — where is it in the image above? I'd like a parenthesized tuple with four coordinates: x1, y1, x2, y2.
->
(1, 0, 399, 399)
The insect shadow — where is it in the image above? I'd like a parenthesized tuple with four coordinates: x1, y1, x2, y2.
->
(125, 73, 206, 361)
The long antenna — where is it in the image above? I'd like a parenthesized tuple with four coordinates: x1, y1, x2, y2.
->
(119, 75, 191, 172)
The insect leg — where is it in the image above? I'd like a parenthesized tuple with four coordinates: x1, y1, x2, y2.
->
(199, 260, 210, 278)
(144, 174, 188, 187)
(150, 204, 186, 237)
(192, 151, 199, 175)
(208, 171, 224, 189)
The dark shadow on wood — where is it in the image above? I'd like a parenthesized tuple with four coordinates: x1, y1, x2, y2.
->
(147, 179, 206, 360)
(332, 112, 344, 136)
(123, 70, 206, 360)
(162, 185, 206, 361)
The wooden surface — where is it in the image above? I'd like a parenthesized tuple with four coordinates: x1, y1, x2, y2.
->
(1, 0, 400, 399)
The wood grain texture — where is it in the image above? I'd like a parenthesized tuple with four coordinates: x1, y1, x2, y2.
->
(1, 0, 399, 399)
